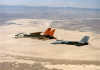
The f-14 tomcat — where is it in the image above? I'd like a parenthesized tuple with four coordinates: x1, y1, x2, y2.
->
(51, 36, 89, 46)
(13, 28, 57, 40)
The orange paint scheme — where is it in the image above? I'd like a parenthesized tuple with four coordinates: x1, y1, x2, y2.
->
(49, 29, 55, 36)
(43, 28, 51, 35)
(30, 32, 42, 35)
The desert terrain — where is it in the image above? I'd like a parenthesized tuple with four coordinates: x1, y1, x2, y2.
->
(0, 19, 100, 70)
(0, 5, 100, 70)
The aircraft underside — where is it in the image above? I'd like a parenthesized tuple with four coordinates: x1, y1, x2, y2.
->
(66, 42, 84, 46)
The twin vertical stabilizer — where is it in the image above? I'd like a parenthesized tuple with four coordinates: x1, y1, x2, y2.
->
(43, 28, 55, 36)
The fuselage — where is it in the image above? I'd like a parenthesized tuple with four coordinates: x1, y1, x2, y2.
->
(51, 40, 88, 46)
(13, 28, 56, 40)
(13, 33, 55, 39)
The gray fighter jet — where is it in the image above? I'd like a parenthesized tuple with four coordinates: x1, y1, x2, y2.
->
(51, 36, 89, 46)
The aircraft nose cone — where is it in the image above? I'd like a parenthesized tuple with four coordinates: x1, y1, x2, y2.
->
(51, 42, 54, 44)
(51, 42, 56, 44)
(13, 35, 18, 38)
(13, 35, 15, 38)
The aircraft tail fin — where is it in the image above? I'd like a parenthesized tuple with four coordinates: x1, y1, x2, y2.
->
(80, 36, 89, 43)
(49, 29, 55, 36)
(43, 28, 51, 35)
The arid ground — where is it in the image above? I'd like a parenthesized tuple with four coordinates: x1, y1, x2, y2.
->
(0, 19, 100, 70)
